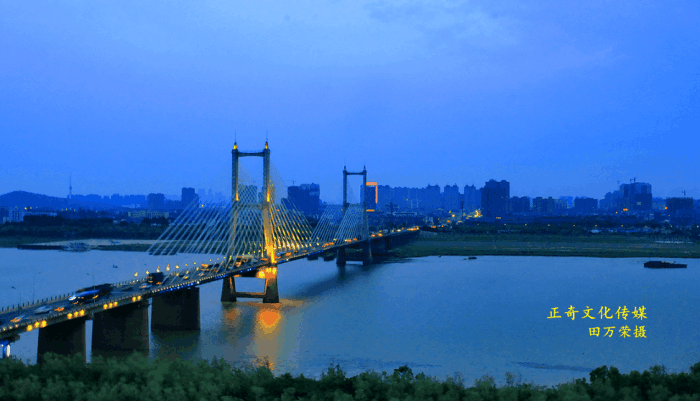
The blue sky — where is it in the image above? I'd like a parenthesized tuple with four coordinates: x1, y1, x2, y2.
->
(1, 1, 698, 203)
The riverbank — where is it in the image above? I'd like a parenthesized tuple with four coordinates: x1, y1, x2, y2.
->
(393, 233, 700, 258)
(4, 232, 700, 258)
(0, 237, 154, 252)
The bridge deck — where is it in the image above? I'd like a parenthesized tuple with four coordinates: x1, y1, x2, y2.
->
(0, 229, 417, 342)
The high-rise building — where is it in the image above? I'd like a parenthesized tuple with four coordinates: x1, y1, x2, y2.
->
(666, 197, 694, 215)
(361, 182, 378, 211)
(443, 184, 460, 213)
(511, 196, 531, 213)
(463, 185, 481, 213)
(620, 182, 652, 211)
(574, 197, 598, 213)
(418, 184, 441, 211)
(377, 185, 392, 211)
(481, 180, 510, 218)
(559, 196, 574, 209)
(287, 183, 320, 215)
(392, 187, 414, 211)
(181, 187, 198, 208)
(533, 197, 556, 214)
(148, 193, 166, 210)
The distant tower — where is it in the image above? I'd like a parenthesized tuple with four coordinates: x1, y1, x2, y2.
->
(69, 174, 73, 200)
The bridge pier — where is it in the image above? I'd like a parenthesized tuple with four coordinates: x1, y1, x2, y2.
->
(92, 300, 149, 354)
(151, 287, 200, 331)
(37, 316, 87, 363)
(221, 269, 280, 304)
(221, 276, 237, 302)
(336, 248, 347, 266)
(262, 271, 279, 304)
(384, 237, 392, 251)
(362, 240, 373, 266)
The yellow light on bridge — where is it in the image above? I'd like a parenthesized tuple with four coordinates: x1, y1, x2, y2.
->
(26, 325, 32, 332)
(103, 304, 108, 310)
(68, 313, 73, 319)
(41, 321, 47, 328)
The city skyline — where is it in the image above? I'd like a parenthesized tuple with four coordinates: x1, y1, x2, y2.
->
(2, 2, 698, 200)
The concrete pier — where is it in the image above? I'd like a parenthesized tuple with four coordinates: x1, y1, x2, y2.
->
(362, 241, 373, 266)
(262, 273, 279, 304)
(222, 269, 280, 304)
(151, 288, 200, 331)
(92, 300, 149, 353)
(37, 317, 87, 363)
(221, 276, 237, 302)
(336, 248, 347, 266)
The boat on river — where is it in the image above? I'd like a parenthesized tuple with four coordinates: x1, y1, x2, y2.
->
(62, 242, 90, 252)
(644, 261, 687, 268)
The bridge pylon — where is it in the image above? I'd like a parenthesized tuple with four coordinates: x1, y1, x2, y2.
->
(224, 141, 280, 304)
(338, 166, 372, 266)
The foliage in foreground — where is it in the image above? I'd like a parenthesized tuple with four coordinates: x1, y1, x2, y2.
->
(1, 354, 700, 401)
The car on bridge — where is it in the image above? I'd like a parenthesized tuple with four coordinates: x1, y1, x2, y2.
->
(10, 314, 26, 324)
(34, 305, 53, 314)
(69, 284, 112, 305)
(148, 272, 165, 285)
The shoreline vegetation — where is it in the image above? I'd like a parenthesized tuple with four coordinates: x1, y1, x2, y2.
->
(1, 353, 700, 401)
(2, 232, 699, 258)
(392, 234, 700, 259)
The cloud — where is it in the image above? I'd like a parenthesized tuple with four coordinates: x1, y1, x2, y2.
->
(363, 0, 518, 50)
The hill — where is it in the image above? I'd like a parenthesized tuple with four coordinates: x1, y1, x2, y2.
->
(0, 191, 113, 210)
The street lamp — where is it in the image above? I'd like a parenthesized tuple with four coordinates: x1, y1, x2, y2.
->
(32, 272, 42, 302)
(10, 286, 22, 310)
(86, 273, 95, 287)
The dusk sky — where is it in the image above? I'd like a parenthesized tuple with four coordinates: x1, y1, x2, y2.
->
(2, 1, 698, 203)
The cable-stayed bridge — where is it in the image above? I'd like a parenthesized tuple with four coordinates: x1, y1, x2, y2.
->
(0, 142, 418, 361)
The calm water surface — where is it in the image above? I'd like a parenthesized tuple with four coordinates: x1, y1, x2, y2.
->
(1, 248, 698, 386)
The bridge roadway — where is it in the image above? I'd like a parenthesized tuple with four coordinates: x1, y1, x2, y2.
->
(0, 227, 418, 357)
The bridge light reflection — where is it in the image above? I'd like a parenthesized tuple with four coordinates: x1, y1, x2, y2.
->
(257, 309, 281, 333)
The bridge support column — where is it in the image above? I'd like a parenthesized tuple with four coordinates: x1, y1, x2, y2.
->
(262, 270, 279, 304)
(362, 241, 373, 266)
(151, 288, 200, 331)
(37, 317, 87, 363)
(92, 300, 149, 354)
(336, 248, 347, 266)
(221, 276, 237, 302)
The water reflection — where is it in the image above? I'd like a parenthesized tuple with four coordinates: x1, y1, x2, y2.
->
(251, 303, 282, 370)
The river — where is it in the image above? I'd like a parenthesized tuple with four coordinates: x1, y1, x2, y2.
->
(0, 248, 698, 387)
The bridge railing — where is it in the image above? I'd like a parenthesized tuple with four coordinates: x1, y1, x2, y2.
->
(0, 277, 149, 316)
